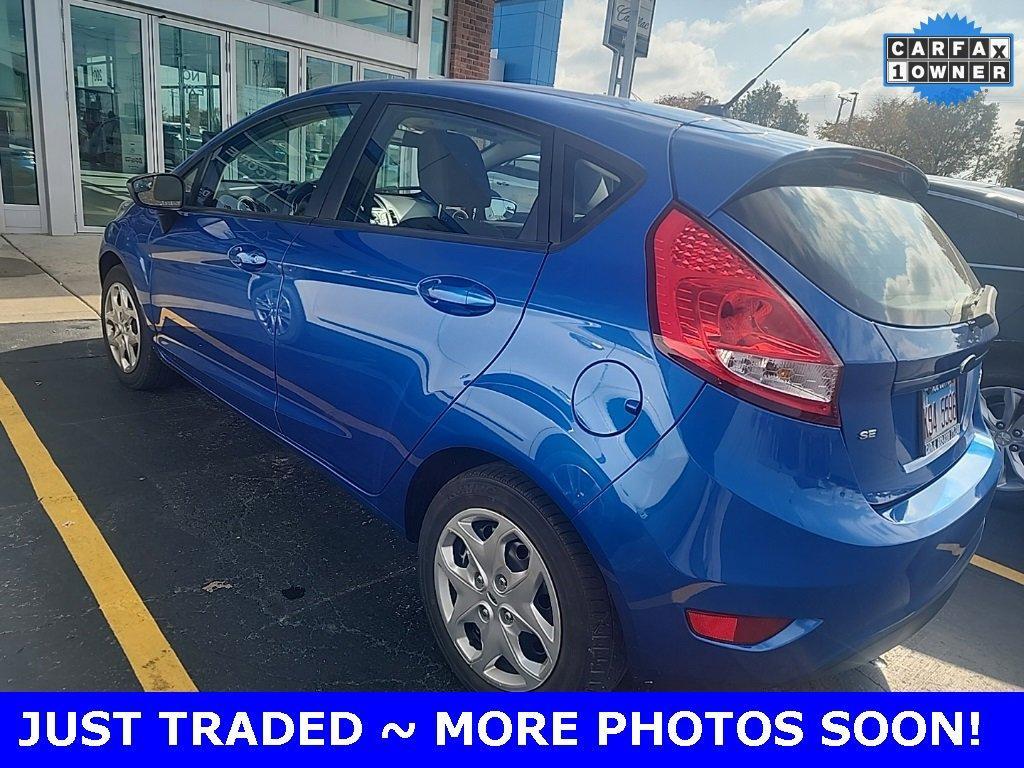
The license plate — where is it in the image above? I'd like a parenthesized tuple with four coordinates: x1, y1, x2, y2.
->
(922, 380, 959, 455)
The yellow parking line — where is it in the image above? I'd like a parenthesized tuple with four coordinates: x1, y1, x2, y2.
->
(971, 555, 1024, 586)
(0, 376, 196, 692)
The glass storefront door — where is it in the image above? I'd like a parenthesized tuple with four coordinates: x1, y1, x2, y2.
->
(159, 24, 223, 170)
(0, 0, 39, 208)
(69, 4, 149, 227)
(61, 4, 409, 231)
(234, 39, 290, 121)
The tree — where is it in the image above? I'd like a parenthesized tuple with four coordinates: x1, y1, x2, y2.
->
(816, 94, 1004, 181)
(655, 91, 717, 110)
(730, 81, 809, 135)
(1002, 122, 1024, 189)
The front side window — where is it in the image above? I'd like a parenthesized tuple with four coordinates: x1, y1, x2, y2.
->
(340, 105, 545, 242)
(195, 102, 359, 217)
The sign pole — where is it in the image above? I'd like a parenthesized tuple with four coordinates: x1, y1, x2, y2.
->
(619, 0, 641, 98)
(607, 50, 621, 96)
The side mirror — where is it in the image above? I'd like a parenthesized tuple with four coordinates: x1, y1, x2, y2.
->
(486, 196, 517, 221)
(128, 173, 184, 210)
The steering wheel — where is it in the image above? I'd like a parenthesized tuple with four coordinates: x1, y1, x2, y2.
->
(288, 181, 317, 216)
(237, 195, 271, 214)
(370, 194, 398, 226)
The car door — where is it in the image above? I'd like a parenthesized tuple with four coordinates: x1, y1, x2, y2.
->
(275, 98, 553, 494)
(145, 98, 366, 429)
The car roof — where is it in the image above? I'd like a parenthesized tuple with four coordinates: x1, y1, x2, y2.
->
(927, 174, 1024, 214)
(296, 79, 824, 150)
(308, 78, 692, 126)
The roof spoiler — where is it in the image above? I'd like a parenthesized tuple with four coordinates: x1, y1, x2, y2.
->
(723, 147, 929, 205)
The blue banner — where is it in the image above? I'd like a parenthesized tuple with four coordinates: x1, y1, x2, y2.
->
(1, 693, 1016, 765)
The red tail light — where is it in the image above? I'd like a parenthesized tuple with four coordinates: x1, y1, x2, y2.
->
(650, 206, 842, 425)
(685, 609, 792, 646)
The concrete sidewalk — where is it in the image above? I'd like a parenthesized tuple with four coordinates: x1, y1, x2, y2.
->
(0, 234, 102, 324)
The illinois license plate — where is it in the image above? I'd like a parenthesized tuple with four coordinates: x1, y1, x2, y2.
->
(922, 380, 959, 455)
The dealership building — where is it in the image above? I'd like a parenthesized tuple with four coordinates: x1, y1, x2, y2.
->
(0, 0, 509, 234)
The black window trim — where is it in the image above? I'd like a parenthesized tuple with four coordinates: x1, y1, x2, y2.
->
(170, 92, 376, 226)
(312, 92, 556, 252)
(548, 131, 645, 250)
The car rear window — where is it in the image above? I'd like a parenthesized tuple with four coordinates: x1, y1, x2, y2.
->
(726, 176, 980, 327)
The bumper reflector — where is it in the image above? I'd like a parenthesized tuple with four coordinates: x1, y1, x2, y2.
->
(685, 609, 792, 646)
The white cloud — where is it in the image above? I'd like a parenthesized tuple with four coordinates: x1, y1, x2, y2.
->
(791, 3, 939, 61)
(737, 0, 803, 23)
(555, 0, 732, 101)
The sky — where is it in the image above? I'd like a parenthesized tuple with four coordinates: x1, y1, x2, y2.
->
(554, 0, 1024, 135)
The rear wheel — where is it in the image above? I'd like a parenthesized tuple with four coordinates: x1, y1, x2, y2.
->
(981, 376, 1024, 493)
(418, 463, 626, 691)
(101, 265, 172, 390)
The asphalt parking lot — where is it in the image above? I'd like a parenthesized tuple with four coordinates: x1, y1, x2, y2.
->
(1, 237, 1023, 692)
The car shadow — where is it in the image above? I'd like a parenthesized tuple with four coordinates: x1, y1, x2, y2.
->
(1, 334, 1019, 692)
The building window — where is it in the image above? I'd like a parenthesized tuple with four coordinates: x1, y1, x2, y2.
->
(306, 56, 354, 90)
(430, 1, 449, 76)
(265, 1, 418, 39)
(0, 0, 39, 205)
(362, 67, 406, 80)
(271, 0, 318, 10)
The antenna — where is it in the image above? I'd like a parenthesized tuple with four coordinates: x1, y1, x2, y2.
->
(698, 28, 810, 116)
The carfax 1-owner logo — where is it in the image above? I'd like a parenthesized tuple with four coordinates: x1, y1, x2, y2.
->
(884, 13, 1013, 105)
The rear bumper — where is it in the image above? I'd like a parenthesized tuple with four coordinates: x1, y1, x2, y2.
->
(574, 389, 999, 687)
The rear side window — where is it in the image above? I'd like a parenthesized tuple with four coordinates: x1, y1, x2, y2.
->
(727, 177, 980, 327)
(562, 148, 628, 240)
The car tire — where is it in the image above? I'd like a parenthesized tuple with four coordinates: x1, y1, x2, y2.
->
(980, 371, 1024, 494)
(418, 462, 627, 691)
(101, 264, 173, 390)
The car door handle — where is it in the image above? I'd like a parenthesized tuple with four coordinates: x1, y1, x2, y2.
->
(228, 245, 268, 271)
(418, 277, 496, 316)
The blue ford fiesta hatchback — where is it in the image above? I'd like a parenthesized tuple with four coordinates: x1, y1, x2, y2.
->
(100, 80, 1000, 691)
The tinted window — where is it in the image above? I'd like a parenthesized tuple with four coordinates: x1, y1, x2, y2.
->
(727, 180, 980, 327)
(566, 155, 623, 237)
(923, 193, 1024, 269)
(195, 102, 359, 217)
(340, 105, 544, 242)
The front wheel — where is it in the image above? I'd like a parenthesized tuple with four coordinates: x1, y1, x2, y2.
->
(418, 463, 626, 691)
(101, 264, 173, 390)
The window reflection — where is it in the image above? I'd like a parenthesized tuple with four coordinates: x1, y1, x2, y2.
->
(70, 6, 148, 227)
(0, 0, 39, 205)
(322, 0, 413, 37)
(160, 25, 222, 170)
(729, 184, 979, 327)
(306, 56, 353, 90)
(235, 41, 289, 121)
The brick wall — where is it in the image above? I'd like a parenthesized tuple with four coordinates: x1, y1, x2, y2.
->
(449, 0, 495, 80)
